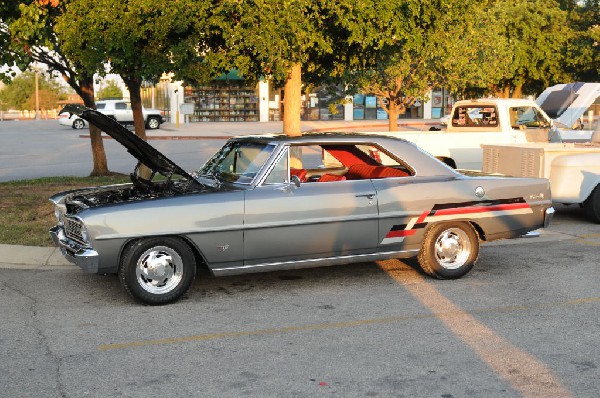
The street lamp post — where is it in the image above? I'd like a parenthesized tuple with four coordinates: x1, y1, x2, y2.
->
(34, 62, 40, 120)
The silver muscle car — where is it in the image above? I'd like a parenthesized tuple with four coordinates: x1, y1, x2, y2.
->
(50, 105, 554, 305)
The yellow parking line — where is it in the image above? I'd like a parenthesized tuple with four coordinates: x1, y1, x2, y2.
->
(98, 314, 434, 351)
(575, 233, 600, 246)
(378, 259, 573, 398)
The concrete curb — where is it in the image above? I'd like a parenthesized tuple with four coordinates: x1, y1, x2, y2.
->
(0, 244, 73, 269)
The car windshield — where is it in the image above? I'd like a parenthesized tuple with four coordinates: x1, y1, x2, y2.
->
(196, 141, 276, 185)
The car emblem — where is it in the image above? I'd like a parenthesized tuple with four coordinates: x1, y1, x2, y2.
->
(217, 244, 230, 252)
(475, 186, 485, 198)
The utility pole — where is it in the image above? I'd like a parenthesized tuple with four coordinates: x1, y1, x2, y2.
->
(34, 62, 40, 120)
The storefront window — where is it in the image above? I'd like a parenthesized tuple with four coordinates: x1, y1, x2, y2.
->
(185, 80, 259, 122)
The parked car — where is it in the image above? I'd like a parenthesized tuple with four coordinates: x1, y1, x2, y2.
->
(50, 105, 554, 305)
(58, 99, 166, 130)
(58, 111, 88, 129)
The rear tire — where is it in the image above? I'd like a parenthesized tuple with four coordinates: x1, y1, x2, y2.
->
(119, 237, 196, 305)
(146, 116, 161, 130)
(417, 222, 479, 279)
(584, 185, 600, 223)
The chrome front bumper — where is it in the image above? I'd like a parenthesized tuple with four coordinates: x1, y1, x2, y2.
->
(49, 225, 99, 273)
(544, 207, 555, 229)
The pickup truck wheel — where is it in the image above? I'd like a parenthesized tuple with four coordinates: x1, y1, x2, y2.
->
(146, 116, 161, 130)
(72, 118, 85, 129)
(119, 237, 196, 305)
(584, 185, 600, 223)
(417, 222, 479, 279)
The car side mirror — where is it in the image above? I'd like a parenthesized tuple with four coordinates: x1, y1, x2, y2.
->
(290, 175, 301, 188)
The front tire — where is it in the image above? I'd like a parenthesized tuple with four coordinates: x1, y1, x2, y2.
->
(119, 237, 196, 305)
(417, 222, 479, 279)
(146, 116, 161, 130)
(584, 185, 600, 223)
(72, 118, 85, 129)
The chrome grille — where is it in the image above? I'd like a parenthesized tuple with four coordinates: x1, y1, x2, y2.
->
(64, 217, 86, 246)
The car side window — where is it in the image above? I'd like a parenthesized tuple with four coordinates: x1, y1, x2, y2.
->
(263, 148, 289, 185)
(262, 143, 413, 184)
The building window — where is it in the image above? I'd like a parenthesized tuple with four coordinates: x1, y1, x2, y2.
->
(185, 80, 259, 122)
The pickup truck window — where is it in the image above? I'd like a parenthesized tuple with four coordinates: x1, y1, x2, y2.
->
(451, 106, 498, 127)
(115, 102, 131, 110)
(509, 106, 550, 129)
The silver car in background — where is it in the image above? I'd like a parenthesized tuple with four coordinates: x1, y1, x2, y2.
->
(49, 105, 554, 305)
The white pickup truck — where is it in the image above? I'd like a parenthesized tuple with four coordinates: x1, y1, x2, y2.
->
(96, 99, 166, 130)
(391, 98, 588, 170)
(481, 141, 600, 222)
(59, 99, 166, 130)
(386, 97, 600, 222)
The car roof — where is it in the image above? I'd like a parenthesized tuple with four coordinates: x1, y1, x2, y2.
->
(229, 132, 412, 145)
(229, 133, 458, 177)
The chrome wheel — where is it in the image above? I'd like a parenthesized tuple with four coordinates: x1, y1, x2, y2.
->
(417, 222, 479, 279)
(434, 228, 471, 269)
(136, 246, 183, 294)
(73, 118, 85, 129)
(120, 237, 196, 304)
(147, 116, 160, 129)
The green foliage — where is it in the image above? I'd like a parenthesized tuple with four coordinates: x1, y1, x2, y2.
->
(0, 70, 66, 110)
(205, 0, 334, 85)
(488, 0, 572, 96)
(56, 0, 210, 85)
(563, 0, 600, 82)
(335, 0, 497, 119)
(97, 79, 123, 100)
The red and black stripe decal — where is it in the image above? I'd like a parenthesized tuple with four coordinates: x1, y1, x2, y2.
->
(381, 198, 532, 244)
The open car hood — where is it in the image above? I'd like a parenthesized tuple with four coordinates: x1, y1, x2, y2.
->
(536, 83, 600, 129)
(64, 104, 202, 188)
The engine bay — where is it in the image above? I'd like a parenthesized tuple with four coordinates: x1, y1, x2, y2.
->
(64, 175, 203, 214)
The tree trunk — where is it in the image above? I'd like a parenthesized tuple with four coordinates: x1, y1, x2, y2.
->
(283, 63, 302, 137)
(388, 101, 400, 132)
(79, 77, 109, 176)
(124, 76, 147, 141)
(512, 84, 523, 99)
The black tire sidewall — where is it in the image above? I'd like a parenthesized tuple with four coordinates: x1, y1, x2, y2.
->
(119, 237, 196, 305)
(418, 222, 479, 279)
(146, 116, 160, 129)
(584, 185, 600, 223)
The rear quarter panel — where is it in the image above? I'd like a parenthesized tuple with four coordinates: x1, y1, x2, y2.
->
(373, 174, 551, 250)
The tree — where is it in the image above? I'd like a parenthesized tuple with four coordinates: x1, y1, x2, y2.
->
(97, 79, 123, 100)
(328, 0, 509, 131)
(0, 70, 66, 113)
(562, 0, 600, 83)
(1, 0, 110, 175)
(208, 0, 336, 136)
(487, 0, 572, 97)
(56, 0, 210, 141)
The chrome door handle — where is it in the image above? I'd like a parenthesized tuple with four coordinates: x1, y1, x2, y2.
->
(355, 193, 375, 200)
